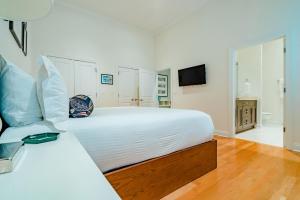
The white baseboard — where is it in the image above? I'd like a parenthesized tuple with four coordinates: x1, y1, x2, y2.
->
(292, 143, 300, 152)
(214, 130, 234, 138)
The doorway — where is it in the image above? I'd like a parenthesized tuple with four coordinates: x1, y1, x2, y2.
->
(233, 38, 285, 147)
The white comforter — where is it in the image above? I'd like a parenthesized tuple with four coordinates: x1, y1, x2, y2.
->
(1, 107, 214, 172)
(64, 107, 214, 172)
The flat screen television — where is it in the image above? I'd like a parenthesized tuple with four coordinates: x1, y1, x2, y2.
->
(178, 64, 206, 86)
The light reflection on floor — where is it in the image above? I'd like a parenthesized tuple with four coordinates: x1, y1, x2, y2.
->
(235, 125, 283, 147)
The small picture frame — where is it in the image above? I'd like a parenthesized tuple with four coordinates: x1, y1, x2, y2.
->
(157, 74, 168, 97)
(101, 74, 113, 85)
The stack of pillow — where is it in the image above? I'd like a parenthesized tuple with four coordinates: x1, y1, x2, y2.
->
(0, 55, 69, 132)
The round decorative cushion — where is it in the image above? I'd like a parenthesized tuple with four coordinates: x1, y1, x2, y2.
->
(69, 95, 94, 118)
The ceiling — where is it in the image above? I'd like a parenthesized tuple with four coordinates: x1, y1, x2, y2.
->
(60, 0, 209, 33)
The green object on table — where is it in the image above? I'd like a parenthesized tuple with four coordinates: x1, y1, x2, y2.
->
(22, 133, 60, 144)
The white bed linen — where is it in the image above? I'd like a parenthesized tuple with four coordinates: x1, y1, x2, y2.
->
(60, 107, 214, 172)
(1, 107, 214, 173)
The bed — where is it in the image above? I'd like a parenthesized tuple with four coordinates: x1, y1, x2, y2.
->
(60, 107, 217, 199)
(0, 55, 216, 199)
(60, 107, 214, 172)
(1, 107, 217, 200)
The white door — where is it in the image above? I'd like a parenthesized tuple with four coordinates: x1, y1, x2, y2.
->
(48, 57, 75, 98)
(139, 69, 157, 107)
(74, 61, 98, 103)
(118, 67, 139, 106)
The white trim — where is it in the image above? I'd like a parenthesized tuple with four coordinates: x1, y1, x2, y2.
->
(118, 66, 140, 70)
(47, 55, 97, 64)
(214, 130, 233, 138)
(282, 32, 294, 150)
(228, 49, 237, 135)
(292, 143, 300, 152)
(258, 44, 263, 126)
(54, 1, 153, 36)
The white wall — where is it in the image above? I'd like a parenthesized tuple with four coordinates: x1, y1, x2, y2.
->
(236, 44, 262, 126)
(30, 2, 155, 107)
(262, 38, 284, 125)
(0, 20, 32, 74)
(237, 45, 262, 98)
(155, 0, 300, 150)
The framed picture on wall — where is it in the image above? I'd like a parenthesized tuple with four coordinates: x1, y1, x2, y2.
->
(157, 74, 168, 97)
(101, 74, 113, 85)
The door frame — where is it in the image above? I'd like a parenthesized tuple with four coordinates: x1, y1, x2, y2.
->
(228, 35, 292, 150)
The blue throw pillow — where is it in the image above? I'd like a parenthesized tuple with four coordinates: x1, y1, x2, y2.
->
(69, 95, 94, 118)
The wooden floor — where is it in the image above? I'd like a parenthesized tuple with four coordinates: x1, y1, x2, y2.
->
(162, 136, 300, 200)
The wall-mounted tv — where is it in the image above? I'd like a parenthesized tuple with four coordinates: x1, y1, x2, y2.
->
(178, 64, 206, 86)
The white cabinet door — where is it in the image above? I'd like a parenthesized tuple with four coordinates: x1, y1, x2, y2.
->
(48, 57, 75, 98)
(74, 61, 98, 104)
(118, 67, 139, 106)
(139, 69, 158, 107)
(48, 56, 98, 104)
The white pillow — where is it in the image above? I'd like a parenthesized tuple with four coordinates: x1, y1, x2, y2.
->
(36, 56, 69, 126)
(0, 55, 43, 127)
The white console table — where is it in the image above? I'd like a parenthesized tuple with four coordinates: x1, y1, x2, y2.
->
(0, 131, 120, 200)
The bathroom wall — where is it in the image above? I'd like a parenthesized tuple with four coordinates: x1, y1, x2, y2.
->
(237, 44, 262, 125)
(237, 45, 262, 98)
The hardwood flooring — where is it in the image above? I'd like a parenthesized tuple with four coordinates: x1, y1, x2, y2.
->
(162, 136, 300, 200)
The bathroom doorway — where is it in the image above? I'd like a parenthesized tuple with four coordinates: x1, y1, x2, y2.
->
(234, 38, 285, 147)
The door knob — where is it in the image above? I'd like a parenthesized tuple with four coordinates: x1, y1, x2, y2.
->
(140, 99, 144, 102)
(131, 98, 134, 101)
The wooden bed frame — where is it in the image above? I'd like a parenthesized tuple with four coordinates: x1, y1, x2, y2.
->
(105, 139, 217, 200)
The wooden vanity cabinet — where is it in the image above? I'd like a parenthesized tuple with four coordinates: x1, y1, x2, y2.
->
(236, 100, 257, 133)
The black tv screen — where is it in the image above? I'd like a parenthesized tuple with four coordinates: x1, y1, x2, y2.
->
(178, 64, 206, 86)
